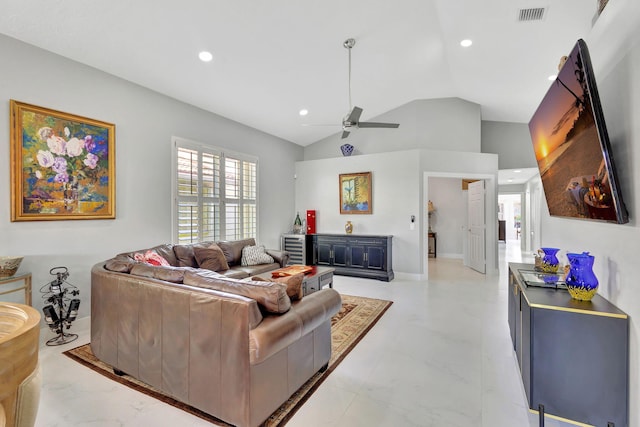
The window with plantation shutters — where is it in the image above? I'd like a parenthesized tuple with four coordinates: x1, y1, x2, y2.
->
(173, 137, 257, 244)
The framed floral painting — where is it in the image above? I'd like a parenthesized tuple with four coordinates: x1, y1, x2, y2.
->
(339, 171, 372, 214)
(10, 100, 116, 221)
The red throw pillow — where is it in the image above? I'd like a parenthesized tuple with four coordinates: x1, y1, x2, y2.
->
(133, 250, 170, 267)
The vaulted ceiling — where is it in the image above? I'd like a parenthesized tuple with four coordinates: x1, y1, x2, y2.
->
(0, 1, 604, 146)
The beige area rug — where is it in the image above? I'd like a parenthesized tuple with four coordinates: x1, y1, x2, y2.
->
(63, 294, 392, 426)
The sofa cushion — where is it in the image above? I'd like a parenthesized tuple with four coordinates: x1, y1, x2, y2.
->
(194, 244, 229, 272)
(241, 245, 275, 266)
(183, 270, 291, 314)
(235, 263, 281, 277)
(104, 255, 135, 273)
(218, 269, 250, 279)
(253, 273, 304, 301)
(173, 242, 214, 267)
(218, 238, 256, 266)
(130, 264, 198, 283)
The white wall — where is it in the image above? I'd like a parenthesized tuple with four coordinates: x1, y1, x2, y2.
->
(296, 149, 498, 277)
(428, 177, 466, 258)
(295, 150, 421, 276)
(0, 34, 302, 320)
(304, 98, 482, 160)
(537, 1, 640, 424)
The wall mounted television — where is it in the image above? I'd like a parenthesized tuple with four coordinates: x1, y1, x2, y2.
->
(528, 39, 628, 224)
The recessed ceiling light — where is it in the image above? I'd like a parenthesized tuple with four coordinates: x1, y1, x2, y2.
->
(198, 51, 213, 62)
(548, 75, 557, 81)
(514, 170, 522, 173)
(299, 109, 308, 116)
(460, 39, 473, 47)
(508, 179, 514, 183)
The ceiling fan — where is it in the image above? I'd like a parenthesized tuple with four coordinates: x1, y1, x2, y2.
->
(340, 38, 399, 139)
(305, 38, 400, 139)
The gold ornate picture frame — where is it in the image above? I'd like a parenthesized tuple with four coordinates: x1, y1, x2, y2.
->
(339, 171, 372, 214)
(10, 100, 116, 221)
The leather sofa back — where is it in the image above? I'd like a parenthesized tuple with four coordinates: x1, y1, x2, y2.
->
(90, 262, 341, 427)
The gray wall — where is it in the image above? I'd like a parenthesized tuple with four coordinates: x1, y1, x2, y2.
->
(304, 98, 482, 160)
(0, 34, 302, 319)
(498, 183, 526, 193)
(481, 120, 537, 170)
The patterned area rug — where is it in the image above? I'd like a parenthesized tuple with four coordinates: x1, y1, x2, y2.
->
(63, 294, 392, 426)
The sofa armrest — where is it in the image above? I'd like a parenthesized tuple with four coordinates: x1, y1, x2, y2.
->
(266, 249, 289, 267)
(249, 288, 341, 364)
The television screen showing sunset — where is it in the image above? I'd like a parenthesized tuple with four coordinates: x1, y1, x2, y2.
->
(528, 40, 625, 223)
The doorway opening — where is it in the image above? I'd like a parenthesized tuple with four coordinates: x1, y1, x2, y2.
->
(423, 172, 497, 280)
(498, 194, 522, 242)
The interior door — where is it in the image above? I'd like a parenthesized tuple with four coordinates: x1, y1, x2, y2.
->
(468, 180, 486, 273)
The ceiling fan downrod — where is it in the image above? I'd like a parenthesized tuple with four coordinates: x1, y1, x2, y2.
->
(344, 38, 356, 113)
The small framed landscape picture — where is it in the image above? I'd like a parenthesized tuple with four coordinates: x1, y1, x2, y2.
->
(339, 171, 372, 214)
(10, 100, 116, 221)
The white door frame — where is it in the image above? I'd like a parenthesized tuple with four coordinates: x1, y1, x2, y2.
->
(423, 172, 498, 279)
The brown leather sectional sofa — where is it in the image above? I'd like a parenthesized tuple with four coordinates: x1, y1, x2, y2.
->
(91, 240, 342, 427)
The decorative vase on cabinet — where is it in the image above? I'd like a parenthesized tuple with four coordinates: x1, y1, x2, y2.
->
(344, 221, 353, 234)
(539, 247, 560, 273)
(565, 252, 599, 301)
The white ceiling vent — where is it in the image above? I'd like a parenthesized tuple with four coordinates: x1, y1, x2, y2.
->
(518, 7, 546, 22)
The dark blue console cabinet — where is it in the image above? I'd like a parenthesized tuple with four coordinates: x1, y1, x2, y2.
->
(312, 234, 393, 281)
(508, 263, 629, 426)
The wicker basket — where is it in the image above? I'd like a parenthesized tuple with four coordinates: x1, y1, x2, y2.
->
(0, 257, 24, 278)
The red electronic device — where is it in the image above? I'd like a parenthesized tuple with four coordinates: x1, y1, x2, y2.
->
(306, 210, 316, 234)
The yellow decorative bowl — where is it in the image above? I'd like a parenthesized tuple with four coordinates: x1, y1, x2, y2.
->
(0, 256, 24, 278)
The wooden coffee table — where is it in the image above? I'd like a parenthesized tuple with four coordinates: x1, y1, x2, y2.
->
(255, 265, 334, 296)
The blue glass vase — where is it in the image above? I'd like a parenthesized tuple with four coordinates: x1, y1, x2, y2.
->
(565, 252, 598, 301)
(540, 247, 560, 273)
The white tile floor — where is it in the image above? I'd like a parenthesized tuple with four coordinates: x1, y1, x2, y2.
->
(34, 241, 572, 427)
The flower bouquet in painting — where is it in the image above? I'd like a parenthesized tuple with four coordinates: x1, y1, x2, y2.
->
(11, 101, 115, 221)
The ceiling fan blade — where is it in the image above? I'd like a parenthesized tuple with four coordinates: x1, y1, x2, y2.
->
(341, 130, 351, 139)
(357, 121, 400, 129)
(346, 106, 363, 123)
(300, 123, 341, 127)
